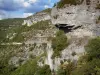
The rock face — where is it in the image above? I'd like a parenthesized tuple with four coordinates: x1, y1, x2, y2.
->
(51, 0, 100, 34)
(22, 12, 51, 26)
(9, 23, 57, 70)
(9, 0, 100, 71)
(50, 0, 100, 70)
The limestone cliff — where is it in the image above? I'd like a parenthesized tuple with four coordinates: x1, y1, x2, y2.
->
(49, 0, 100, 70)
(22, 11, 51, 26)
(7, 0, 100, 71)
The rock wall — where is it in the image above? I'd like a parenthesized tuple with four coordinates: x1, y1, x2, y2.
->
(22, 12, 51, 26)
(51, 0, 100, 70)
(9, 0, 100, 71)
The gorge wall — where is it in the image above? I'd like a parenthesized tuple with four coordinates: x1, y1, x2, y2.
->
(8, 0, 100, 71)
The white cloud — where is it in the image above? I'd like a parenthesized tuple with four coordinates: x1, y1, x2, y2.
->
(14, 0, 37, 8)
(23, 13, 33, 18)
(0, 0, 56, 19)
(44, 5, 49, 9)
(23, 0, 38, 7)
(29, 0, 37, 3)
(24, 2, 30, 7)
(0, 10, 7, 20)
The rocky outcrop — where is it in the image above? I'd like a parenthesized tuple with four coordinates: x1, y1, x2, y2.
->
(22, 12, 51, 26)
(51, 0, 100, 33)
(9, 0, 100, 71)
(50, 0, 100, 70)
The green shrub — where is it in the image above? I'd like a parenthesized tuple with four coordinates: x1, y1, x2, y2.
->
(57, 0, 81, 8)
(11, 59, 38, 75)
(86, 0, 91, 5)
(11, 33, 25, 42)
(42, 8, 51, 14)
(72, 37, 100, 75)
(57, 62, 75, 75)
(96, 16, 100, 24)
(29, 46, 35, 51)
(31, 20, 51, 30)
(35, 65, 51, 75)
(53, 15, 59, 19)
(72, 52, 76, 56)
(72, 58, 100, 75)
(0, 45, 21, 75)
(42, 43, 47, 49)
(52, 30, 68, 58)
(96, 4, 100, 9)
(85, 37, 100, 61)
(98, 16, 100, 20)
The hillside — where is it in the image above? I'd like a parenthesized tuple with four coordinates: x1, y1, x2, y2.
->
(0, 18, 25, 43)
(0, 0, 100, 75)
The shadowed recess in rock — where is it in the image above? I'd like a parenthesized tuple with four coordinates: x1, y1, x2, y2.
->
(55, 24, 74, 33)
(55, 24, 82, 33)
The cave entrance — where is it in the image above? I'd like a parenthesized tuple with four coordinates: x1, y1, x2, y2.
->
(55, 24, 82, 33)
(55, 24, 74, 33)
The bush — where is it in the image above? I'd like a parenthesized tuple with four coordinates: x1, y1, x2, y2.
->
(31, 20, 51, 30)
(11, 61, 51, 75)
(72, 59, 100, 75)
(98, 16, 100, 20)
(35, 65, 51, 75)
(52, 30, 68, 58)
(53, 15, 59, 19)
(85, 37, 100, 61)
(11, 33, 25, 42)
(96, 4, 100, 9)
(42, 8, 51, 14)
(72, 37, 100, 75)
(0, 45, 21, 75)
(57, 62, 75, 75)
(11, 59, 38, 75)
(57, 0, 81, 8)
(72, 52, 76, 56)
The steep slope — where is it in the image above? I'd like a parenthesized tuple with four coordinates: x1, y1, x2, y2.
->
(22, 8, 51, 26)
(0, 18, 24, 43)
(0, 0, 100, 75)
(50, 0, 100, 70)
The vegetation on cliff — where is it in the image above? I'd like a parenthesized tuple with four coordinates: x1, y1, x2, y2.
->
(96, 4, 100, 9)
(0, 18, 24, 43)
(52, 30, 68, 58)
(71, 37, 100, 75)
(56, 37, 100, 75)
(57, 0, 81, 8)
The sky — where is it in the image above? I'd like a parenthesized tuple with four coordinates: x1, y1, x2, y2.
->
(0, 0, 59, 20)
